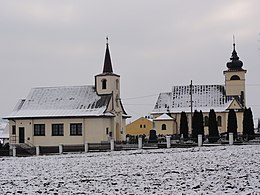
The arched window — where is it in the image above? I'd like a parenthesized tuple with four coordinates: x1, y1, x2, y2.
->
(116, 79, 119, 90)
(204, 116, 209, 126)
(162, 124, 166, 130)
(230, 75, 240, 80)
(217, 116, 222, 126)
(102, 79, 107, 89)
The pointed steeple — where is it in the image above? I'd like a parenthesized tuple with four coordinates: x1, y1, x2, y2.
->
(103, 37, 113, 73)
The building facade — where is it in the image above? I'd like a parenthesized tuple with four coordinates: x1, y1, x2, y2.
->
(126, 117, 153, 136)
(5, 42, 129, 146)
(151, 42, 247, 136)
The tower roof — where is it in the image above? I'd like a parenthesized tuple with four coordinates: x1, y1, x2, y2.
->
(102, 39, 113, 73)
(226, 41, 243, 70)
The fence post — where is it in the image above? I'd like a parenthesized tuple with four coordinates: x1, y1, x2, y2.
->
(110, 138, 115, 151)
(84, 142, 89, 153)
(198, 134, 202, 147)
(166, 136, 171, 148)
(12, 145, 16, 157)
(59, 144, 63, 154)
(138, 136, 142, 149)
(229, 133, 234, 145)
(36, 146, 40, 156)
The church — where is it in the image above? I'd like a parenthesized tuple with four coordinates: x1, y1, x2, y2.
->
(151, 42, 247, 136)
(5, 41, 129, 146)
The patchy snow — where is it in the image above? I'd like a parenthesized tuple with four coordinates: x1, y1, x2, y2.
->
(0, 145, 259, 194)
(5, 85, 112, 118)
(153, 85, 233, 114)
(153, 113, 174, 120)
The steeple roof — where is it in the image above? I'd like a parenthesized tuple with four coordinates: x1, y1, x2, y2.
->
(226, 40, 243, 70)
(102, 40, 113, 73)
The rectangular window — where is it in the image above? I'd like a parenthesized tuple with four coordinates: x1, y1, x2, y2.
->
(12, 125, 16, 135)
(106, 128, 109, 135)
(34, 124, 45, 136)
(52, 124, 64, 136)
(70, 123, 82, 136)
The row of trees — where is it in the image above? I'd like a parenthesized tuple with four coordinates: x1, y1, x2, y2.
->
(179, 108, 255, 143)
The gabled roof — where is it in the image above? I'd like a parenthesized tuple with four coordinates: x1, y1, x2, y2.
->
(152, 85, 233, 114)
(5, 85, 112, 119)
(153, 113, 175, 121)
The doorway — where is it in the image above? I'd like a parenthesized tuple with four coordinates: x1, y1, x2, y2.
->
(19, 127, 25, 143)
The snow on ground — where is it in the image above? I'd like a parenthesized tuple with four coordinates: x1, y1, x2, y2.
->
(0, 145, 259, 194)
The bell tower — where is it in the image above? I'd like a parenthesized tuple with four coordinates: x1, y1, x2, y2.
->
(223, 39, 247, 107)
(95, 38, 120, 100)
(95, 38, 126, 141)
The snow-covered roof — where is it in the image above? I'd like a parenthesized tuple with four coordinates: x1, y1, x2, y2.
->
(152, 85, 232, 114)
(5, 85, 112, 119)
(153, 113, 175, 121)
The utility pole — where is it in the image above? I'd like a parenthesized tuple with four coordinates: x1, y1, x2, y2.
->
(190, 80, 193, 135)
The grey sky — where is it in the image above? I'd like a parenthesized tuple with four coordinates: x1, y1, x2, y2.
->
(0, 1, 260, 123)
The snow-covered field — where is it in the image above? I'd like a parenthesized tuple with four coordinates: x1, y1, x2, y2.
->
(0, 145, 259, 194)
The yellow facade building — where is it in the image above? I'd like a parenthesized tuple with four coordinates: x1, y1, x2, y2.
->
(126, 117, 153, 136)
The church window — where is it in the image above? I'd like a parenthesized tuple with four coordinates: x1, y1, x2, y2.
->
(116, 79, 119, 90)
(102, 79, 107, 89)
(144, 124, 146, 128)
(106, 128, 109, 135)
(217, 116, 222, 126)
(140, 124, 142, 128)
(52, 124, 64, 136)
(204, 116, 209, 126)
(34, 124, 45, 136)
(230, 75, 240, 80)
(70, 123, 82, 136)
(162, 124, 167, 130)
(12, 125, 16, 135)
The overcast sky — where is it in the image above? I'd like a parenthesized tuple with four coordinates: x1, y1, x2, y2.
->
(0, 1, 260, 123)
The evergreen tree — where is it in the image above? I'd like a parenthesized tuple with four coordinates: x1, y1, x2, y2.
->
(258, 118, 260, 133)
(243, 108, 255, 140)
(248, 108, 255, 140)
(192, 110, 199, 141)
(198, 110, 205, 140)
(208, 109, 219, 143)
(227, 109, 238, 139)
(243, 108, 249, 139)
(180, 111, 189, 139)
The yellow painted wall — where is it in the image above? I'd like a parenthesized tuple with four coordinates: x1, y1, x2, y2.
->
(9, 116, 127, 146)
(152, 110, 244, 136)
(126, 117, 153, 136)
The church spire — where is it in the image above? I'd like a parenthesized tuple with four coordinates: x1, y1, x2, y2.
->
(102, 37, 113, 73)
(226, 36, 243, 70)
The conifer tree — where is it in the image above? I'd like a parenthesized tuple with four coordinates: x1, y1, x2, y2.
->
(227, 109, 238, 139)
(180, 111, 189, 139)
(243, 108, 255, 140)
(198, 110, 205, 140)
(243, 108, 249, 139)
(208, 109, 219, 142)
(248, 108, 255, 140)
(192, 110, 199, 141)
